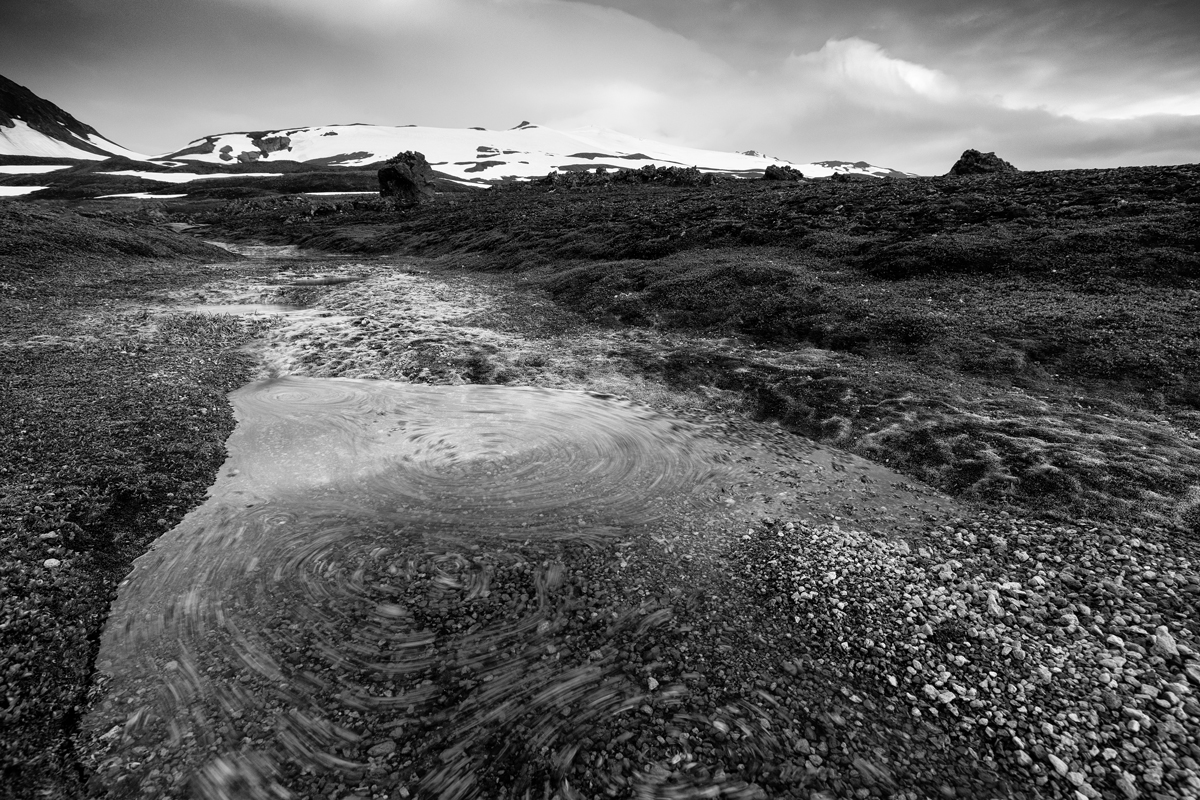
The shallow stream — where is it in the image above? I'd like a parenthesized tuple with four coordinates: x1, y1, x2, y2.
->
(87, 374, 955, 797)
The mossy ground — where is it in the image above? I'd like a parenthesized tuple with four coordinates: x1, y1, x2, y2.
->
(203, 166, 1200, 530)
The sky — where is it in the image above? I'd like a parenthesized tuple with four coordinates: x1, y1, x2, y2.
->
(2, 0, 1199, 174)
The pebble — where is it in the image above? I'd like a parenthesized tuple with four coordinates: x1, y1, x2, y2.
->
(43, 558, 61, 568)
(1048, 754, 1069, 776)
(1186, 663, 1200, 685)
(1115, 772, 1139, 799)
(1152, 626, 1179, 659)
(367, 740, 396, 758)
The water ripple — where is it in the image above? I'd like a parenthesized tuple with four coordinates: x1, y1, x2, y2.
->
(89, 377, 954, 799)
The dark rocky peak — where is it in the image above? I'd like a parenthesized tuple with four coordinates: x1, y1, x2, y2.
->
(0, 74, 116, 157)
(949, 149, 1019, 176)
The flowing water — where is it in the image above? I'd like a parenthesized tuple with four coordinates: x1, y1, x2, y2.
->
(88, 377, 956, 799)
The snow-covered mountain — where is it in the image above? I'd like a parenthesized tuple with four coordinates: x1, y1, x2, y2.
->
(160, 121, 914, 181)
(0, 74, 916, 180)
(0, 75, 148, 161)
(810, 160, 917, 179)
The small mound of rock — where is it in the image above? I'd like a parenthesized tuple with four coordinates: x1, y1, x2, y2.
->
(762, 164, 805, 181)
(948, 149, 1019, 176)
(378, 150, 436, 205)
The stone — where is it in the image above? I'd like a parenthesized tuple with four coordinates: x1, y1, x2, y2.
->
(1048, 753, 1069, 776)
(378, 151, 436, 205)
(947, 149, 1019, 176)
(1115, 773, 1139, 799)
(1186, 663, 1200, 685)
(1152, 626, 1180, 659)
(763, 164, 805, 181)
(43, 558, 61, 568)
(367, 740, 396, 757)
(985, 589, 1004, 618)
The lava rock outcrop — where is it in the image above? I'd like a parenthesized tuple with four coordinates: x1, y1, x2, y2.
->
(378, 151, 436, 204)
(948, 149, 1019, 176)
(763, 164, 805, 181)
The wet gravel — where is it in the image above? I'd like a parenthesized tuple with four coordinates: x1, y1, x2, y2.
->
(82, 506, 1200, 799)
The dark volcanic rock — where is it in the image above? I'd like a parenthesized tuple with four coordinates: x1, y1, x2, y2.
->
(949, 149, 1019, 176)
(534, 164, 718, 189)
(254, 134, 291, 154)
(378, 150, 436, 204)
(763, 164, 805, 181)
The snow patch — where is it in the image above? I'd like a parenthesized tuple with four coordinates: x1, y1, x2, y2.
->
(0, 119, 149, 160)
(0, 164, 73, 174)
(1, 119, 108, 160)
(97, 192, 189, 199)
(105, 171, 282, 183)
(0, 185, 47, 196)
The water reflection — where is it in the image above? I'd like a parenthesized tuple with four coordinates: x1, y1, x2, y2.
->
(88, 378, 953, 799)
(92, 379, 759, 798)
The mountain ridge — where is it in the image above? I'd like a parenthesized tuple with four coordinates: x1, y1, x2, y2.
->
(156, 121, 919, 180)
(0, 74, 917, 179)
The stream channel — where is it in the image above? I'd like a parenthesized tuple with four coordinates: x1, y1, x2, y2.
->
(83, 256, 960, 799)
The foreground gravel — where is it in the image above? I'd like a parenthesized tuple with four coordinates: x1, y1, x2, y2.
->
(81, 508, 1200, 800)
(735, 514, 1200, 799)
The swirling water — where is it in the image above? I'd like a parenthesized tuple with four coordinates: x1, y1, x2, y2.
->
(88, 377, 953, 798)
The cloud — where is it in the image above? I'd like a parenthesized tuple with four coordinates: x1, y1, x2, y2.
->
(3, 0, 1198, 172)
(785, 38, 959, 105)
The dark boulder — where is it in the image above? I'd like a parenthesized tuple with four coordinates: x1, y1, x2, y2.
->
(378, 151, 435, 204)
(763, 164, 805, 181)
(948, 149, 1019, 176)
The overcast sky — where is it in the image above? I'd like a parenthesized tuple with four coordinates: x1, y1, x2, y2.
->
(3, 0, 1199, 174)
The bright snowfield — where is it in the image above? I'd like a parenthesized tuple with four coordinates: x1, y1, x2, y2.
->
(104, 171, 283, 184)
(0, 119, 149, 161)
(0, 185, 47, 196)
(96, 192, 189, 199)
(161, 123, 916, 180)
(0, 164, 72, 174)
